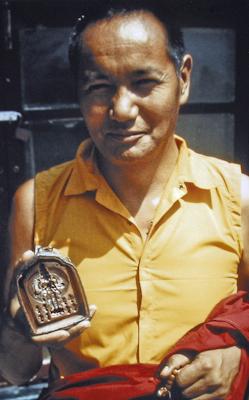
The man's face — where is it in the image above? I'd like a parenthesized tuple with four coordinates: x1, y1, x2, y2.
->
(78, 12, 190, 165)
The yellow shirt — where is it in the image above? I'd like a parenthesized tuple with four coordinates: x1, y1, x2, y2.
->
(35, 136, 242, 375)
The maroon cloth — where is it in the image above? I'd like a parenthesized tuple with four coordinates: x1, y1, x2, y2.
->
(40, 291, 249, 400)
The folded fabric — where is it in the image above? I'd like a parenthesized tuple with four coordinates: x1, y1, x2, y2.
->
(159, 291, 249, 400)
(40, 291, 249, 400)
(39, 364, 159, 400)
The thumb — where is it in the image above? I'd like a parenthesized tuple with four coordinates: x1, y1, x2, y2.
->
(160, 353, 192, 378)
(21, 250, 36, 262)
(89, 304, 97, 319)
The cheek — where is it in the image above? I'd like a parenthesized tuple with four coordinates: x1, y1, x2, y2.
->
(141, 100, 175, 127)
(142, 86, 180, 123)
(80, 101, 107, 131)
(140, 101, 180, 139)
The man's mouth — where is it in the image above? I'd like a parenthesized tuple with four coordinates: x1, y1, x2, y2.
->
(105, 131, 145, 143)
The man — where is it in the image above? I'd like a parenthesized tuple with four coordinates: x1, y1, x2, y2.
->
(1, 0, 249, 398)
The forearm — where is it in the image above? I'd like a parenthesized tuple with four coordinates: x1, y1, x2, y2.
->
(0, 316, 43, 385)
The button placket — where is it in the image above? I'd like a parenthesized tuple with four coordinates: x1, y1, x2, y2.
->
(138, 239, 158, 361)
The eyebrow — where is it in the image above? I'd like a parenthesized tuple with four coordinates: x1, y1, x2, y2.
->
(130, 68, 165, 78)
(80, 67, 165, 83)
(79, 71, 108, 83)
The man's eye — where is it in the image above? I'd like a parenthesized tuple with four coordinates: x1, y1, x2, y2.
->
(85, 83, 113, 94)
(134, 78, 159, 87)
(132, 79, 160, 94)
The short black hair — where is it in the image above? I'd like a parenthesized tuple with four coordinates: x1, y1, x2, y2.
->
(69, 0, 185, 81)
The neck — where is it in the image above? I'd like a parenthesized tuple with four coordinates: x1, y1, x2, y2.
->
(98, 136, 179, 208)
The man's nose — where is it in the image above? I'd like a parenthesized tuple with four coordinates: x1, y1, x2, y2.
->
(110, 87, 138, 122)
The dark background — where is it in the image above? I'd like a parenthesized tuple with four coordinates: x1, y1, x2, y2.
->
(0, 0, 249, 396)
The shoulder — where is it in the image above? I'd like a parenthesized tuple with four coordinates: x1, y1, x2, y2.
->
(36, 159, 75, 181)
(202, 154, 241, 178)
(8, 179, 35, 272)
(241, 174, 249, 210)
(11, 179, 35, 238)
(189, 149, 241, 194)
(241, 173, 249, 246)
(12, 178, 35, 217)
(13, 160, 74, 209)
(238, 174, 249, 289)
(35, 160, 75, 193)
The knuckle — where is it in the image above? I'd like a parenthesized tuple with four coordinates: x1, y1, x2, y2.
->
(175, 373, 185, 387)
(213, 374, 223, 387)
(168, 353, 188, 367)
(203, 373, 221, 389)
(167, 354, 178, 364)
(212, 388, 227, 400)
(198, 357, 213, 372)
(219, 390, 227, 399)
(181, 390, 191, 399)
(203, 374, 223, 393)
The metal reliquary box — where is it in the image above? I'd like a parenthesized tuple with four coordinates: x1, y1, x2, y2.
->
(16, 247, 90, 336)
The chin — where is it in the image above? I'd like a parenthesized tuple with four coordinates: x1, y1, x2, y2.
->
(110, 145, 158, 165)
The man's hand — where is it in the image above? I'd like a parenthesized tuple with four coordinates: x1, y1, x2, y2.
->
(160, 346, 241, 399)
(32, 304, 96, 348)
(9, 250, 96, 349)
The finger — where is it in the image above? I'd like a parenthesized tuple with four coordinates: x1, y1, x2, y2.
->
(21, 250, 35, 262)
(181, 391, 224, 400)
(176, 358, 207, 389)
(160, 354, 190, 377)
(160, 353, 192, 378)
(67, 319, 91, 336)
(89, 304, 97, 319)
(9, 294, 21, 318)
(32, 319, 91, 345)
(14, 250, 35, 268)
(62, 320, 91, 345)
(32, 329, 71, 345)
(181, 377, 218, 399)
(10, 251, 36, 318)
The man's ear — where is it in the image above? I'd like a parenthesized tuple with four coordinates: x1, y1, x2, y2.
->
(179, 54, 193, 105)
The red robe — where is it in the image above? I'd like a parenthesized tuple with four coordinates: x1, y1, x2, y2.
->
(40, 291, 249, 400)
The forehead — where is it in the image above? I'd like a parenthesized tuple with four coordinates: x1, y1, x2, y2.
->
(82, 11, 168, 49)
(79, 12, 170, 73)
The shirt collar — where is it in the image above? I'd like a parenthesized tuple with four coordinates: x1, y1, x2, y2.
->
(64, 135, 220, 197)
(174, 135, 220, 190)
(64, 138, 101, 196)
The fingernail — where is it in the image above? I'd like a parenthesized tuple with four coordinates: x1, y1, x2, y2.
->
(160, 366, 170, 377)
